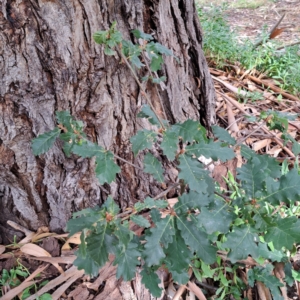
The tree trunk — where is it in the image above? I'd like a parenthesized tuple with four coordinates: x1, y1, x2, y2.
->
(0, 0, 215, 243)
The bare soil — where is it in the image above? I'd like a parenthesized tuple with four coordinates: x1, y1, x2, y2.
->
(200, 0, 300, 44)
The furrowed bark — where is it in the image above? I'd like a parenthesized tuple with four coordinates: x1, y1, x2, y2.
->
(0, 0, 215, 243)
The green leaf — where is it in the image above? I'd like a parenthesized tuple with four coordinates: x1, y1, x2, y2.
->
(253, 208, 275, 231)
(103, 196, 119, 216)
(104, 46, 115, 56)
(72, 142, 104, 158)
(212, 125, 235, 145)
(131, 215, 151, 228)
(32, 128, 61, 155)
(265, 217, 300, 250)
(131, 54, 144, 68)
(176, 216, 217, 264)
(95, 152, 120, 184)
(178, 155, 209, 193)
(153, 43, 173, 56)
(66, 214, 102, 236)
(222, 225, 259, 263)
(73, 255, 100, 277)
(137, 104, 168, 127)
(141, 267, 162, 297)
(130, 129, 157, 156)
(185, 139, 235, 162)
(161, 130, 178, 160)
(86, 224, 110, 268)
(263, 169, 300, 204)
(197, 199, 234, 234)
(171, 270, 190, 285)
(77, 232, 87, 258)
(164, 231, 191, 276)
(110, 30, 122, 43)
(93, 31, 109, 44)
(172, 120, 206, 143)
(248, 265, 284, 300)
(39, 294, 53, 300)
(56, 111, 72, 130)
(150, 55, 163, 71)
(174, 191, 211, 214)
(134, 197, 168, 212)
(237, 156, 269, 200)
(132, 29, 153, 41)
(114, 242, 141, 281)
(143, 216, 175, 266)
(152, 76, 166, 84)
(143, 153, 164, 182)
(257, 243, 286, 262)
(114, 221, 133, 247)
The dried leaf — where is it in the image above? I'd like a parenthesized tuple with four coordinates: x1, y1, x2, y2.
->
(0, 245, 5, 255)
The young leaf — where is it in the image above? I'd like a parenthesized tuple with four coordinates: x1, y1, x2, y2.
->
(176, 216, 217, 264)
(130, 129, 157, 156)
(132, 29, 153, 41)
(104, 46, 116, 56)
(56, 111, 72, 131)
(141, 267, 162, 298)
(93, 31, 109, 44)
(160, 130, 178, 160)
(143, 153, 164, 182)
(264, 217, 300, 250)
(31, 128, 61, 155)
(150, 55, 163, 71)
(103, 196, 119, 216)
(143, 216, 175, 266)
(222, 225, 259, 263)
(212, 125, 236, 145)
(114, 242, 141, 281)
(95, 152, 120, 184)
(130, 215, 151, 228)
(178, 155, 209, 193)
(185, 139, 235, 162)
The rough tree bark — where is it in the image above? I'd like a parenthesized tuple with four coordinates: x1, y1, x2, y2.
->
(0, 0, 215, 243)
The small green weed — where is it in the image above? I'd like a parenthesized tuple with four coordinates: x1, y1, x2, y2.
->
(0, 262, 51, 300)
(197, 4, 300, 95)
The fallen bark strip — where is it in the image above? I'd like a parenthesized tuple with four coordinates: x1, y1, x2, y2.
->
(247, 75, 300, 102)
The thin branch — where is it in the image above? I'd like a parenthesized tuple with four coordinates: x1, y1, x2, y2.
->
(113, 154, 143, 171)
(276, 40, 300, 50)
(253, 14, 285, 49)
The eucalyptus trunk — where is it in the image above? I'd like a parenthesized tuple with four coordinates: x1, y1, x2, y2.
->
(0, 0, 215, 244)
